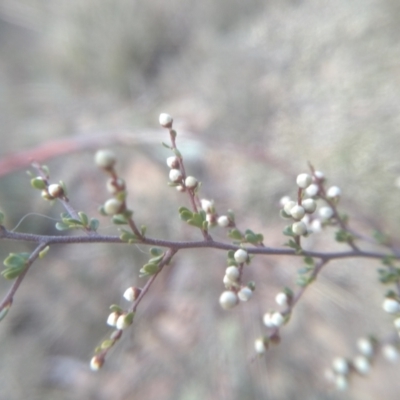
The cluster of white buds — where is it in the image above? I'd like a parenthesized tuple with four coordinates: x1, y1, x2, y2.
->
(280, 170, 342, 235)
(325, 336, 400, 390)
(262, 311, 286, 328)
(219, 249, 254, 309)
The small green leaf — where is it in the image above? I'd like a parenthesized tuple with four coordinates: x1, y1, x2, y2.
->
(89, 218, 99, 231)
(0, 301, 11, 322)
(179, 207, 193, 222)
(139, 263, 160, 277)
(119, 230, 139, 243)
(100, 339, 114, 350)
(148, 255, 164, 265)
(3, 253, 29, 268)
(78, 212, 89, 226)
(55, 222, 70, 231)
(140, 225, 147, 236)
(41, 165, 50, 177)
(187, 213, 205, 228)
(283, 225, 295, 237)
(112, 214, 129, 225)
(162, 142, 172, 149)
(335, 229, 354, 243)
(2, 266, 26, 280)
(30, 177, 46, 190)
(59, 180, 67, 196)
(109, 304, 123, 313)
(228, 229, 243, 240)
(39, 246, 50, 259)
(150, 247, 163, 257)
(227, 210, 235, 223)
(304, 256, 314, 266)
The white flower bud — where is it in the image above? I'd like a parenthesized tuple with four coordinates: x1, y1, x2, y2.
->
(90, 356, 104, 371)
(262, 313, 275, 328)
(95, 149, 117, 169)
(123, 287, 141, 302)
(335, 375, 348, 391)
(292, 221, 307, 236)
(290, 205, 305, 220)
(394, 317, 400, 330)
(104, 198, 123, 215)
(176, 185, 185, 192)
(319, 206, 334, 221)
(107, 311, 120, 327)
(279, 196, 291, 207)
(327, 186, 341, 199)
(357, 337, 374, 357)
(332, 357, 349, 375)
(296, 173, 312, 189)
(200, 199, 213, 213)
(283, 200, 297, 215)
(219, 291, 238, 310)
(353, 355, 370, 375)
(275, 292, 289, 307)
(217, 215, 230, 227)
(313, 170, 324, 181)
(382, 344, 399, 363)
(166, 156, 179, 169)
(223, 274, 233, 287)
(225, 266, 240, 281)
(159, 113, 173, 128)
(234, 249, 248, 263)
(301, 198, 317, 214)
(185, 176, 198, 189)
(106, 178, 125, 194)
(254, 337, 268, 354)
(238, 287, 253, 302)
(48, 184, 64, 198)
(311, 219, 322, 233)
(305, 183, 319, 197)
(270, 312, 285, 327)
(382, 297, 400, 314)
(116, 313, 133, 330)
(169, 168, 183, 183)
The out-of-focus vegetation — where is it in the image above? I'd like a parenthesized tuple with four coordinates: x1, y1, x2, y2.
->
(1, 0, 400, 399)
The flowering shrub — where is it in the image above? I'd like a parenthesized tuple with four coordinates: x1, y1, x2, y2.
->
(0, 114, 399, 391)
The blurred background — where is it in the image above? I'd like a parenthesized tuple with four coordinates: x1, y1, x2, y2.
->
(1, 0, 400, 399)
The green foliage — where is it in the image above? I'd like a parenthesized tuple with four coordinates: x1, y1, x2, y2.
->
(2, 252, 30, 280)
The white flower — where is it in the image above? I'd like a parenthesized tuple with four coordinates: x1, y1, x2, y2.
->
(104, 199, 123, 215)
(254, 337, 267, 354)
(234, 249, 248, 264)
(327, 186, 341, 199)
(225, 266, 240, 281)
(219, 291, 238, 310)
(169, 168, 183, 182)
(382, 297, 400, 314)
(238, 287, 253, 302)
(107, 311, 120, 327)
(90, 356, 103, 371)
(95, 149, 116, 169)
(48, 184, 64, 198)
(305, 183, 319, 197)
(296, 173, 312, 189)
(200, 199, 213, 213)
(292, 221, 307, 236)
(356, 337, 374, 357)
(301, 198, 317, 214)
(185, 176, 198, 189)
(353, 355, 370, 375)
(270, 312, 285, 327)
(290, 205, 305, 220)
(319, 206, 334, 221)
(332, 357, 349, 375)
(283, 200, 297, 215)
(382, 344, 399, 363)
(217, 215, 230, 227)
(159, 113, 173, 128)
(275, 292, 289, 307)
(166, 156, 179, 169)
